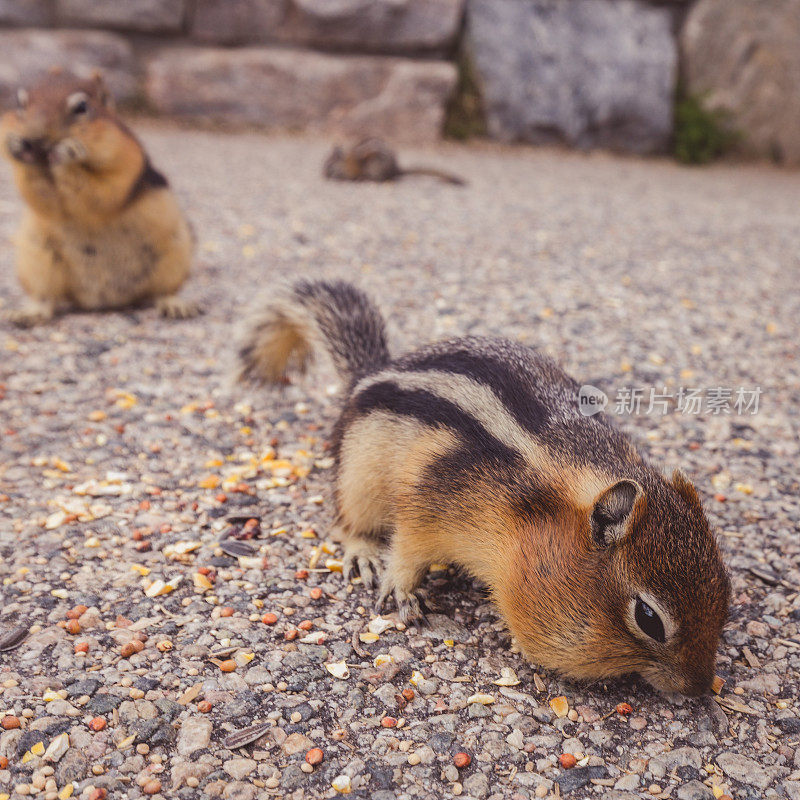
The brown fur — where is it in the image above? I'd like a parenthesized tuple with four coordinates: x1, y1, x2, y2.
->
(0, 70, 196, 325)
(238, 280, 731, 696)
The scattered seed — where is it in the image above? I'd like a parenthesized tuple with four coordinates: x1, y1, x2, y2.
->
(89, 718, 106, 731)
(332, 775, 351, 794)
(0, 625, 29, 652)
(261, 612, 278, 625)
(454, 752, 471, 769)
(197, 700, 212, 713)
(306, 748, 324, 765)
(560, 753, 577, 768)
(120, 640, 144, 658)
(1, 716, 20, 730)
(616, 702, 633, 715)
(222, 722, 272, 750)
(550, 697, 569, 718)
(381, 717, 397, 728)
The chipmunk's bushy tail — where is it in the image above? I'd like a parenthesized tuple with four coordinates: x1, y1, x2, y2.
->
(237, 280, 390, 386)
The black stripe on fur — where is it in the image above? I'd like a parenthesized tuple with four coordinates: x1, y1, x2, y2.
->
(399, 347, 549, 436)
(125, 161, 169, 207)
(350, 381, 521, 464)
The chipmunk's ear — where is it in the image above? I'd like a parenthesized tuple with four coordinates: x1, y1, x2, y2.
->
(590, 479, 644, 547)
(671, 470, 702, 509)
(91, 70, 113, 109)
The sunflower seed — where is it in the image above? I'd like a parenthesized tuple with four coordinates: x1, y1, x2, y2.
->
(218, 540, 257, 558)
(0, 625, 29, 652)
(222, 721, 273, 750)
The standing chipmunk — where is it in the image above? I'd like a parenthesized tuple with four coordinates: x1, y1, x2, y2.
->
(238, 281, 731, 695)
(323, 137, 466, 186)
(0, 70, 196, 326)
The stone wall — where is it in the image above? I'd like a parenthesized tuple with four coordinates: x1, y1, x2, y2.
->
(1, 0, 798, 160)
(0, 0, 463, 142)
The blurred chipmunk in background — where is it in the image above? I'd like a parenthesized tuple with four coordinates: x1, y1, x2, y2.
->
(324, 137, 466, 186)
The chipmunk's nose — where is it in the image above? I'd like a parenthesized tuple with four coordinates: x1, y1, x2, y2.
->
(18, 137, 47, 163)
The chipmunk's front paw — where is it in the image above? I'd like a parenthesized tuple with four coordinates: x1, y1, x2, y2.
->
(342, 540, 383, 590)
(50, 137, 88, 166)
(7, 301, 55, 328)
(155, 295, 201, 320)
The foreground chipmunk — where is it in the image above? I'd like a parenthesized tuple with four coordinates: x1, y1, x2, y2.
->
(323, 137, 466, 186)
(239, 281, 731, 695)
(0, 70, 196, 326)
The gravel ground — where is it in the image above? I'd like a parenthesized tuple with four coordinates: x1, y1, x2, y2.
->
(1, 127, 799, 800)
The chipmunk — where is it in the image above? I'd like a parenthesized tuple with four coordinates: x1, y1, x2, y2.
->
(323, 137, 466, 186)
(0, 70, 196, 326)
(238, 281, 731, 695)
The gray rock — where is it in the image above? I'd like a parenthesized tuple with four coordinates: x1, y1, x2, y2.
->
(467, 0, 677, 153)
(0, 29, 136, 108)
(88, 693, 124, 714)
(614, 773, 640, 791)
(133, 718, 176, 746)
(373, 684, 398, 708)
(56, 0, 185, 32)
(784, 780, 800, 800)
(716, 751, 787, 790)
(677, 781, 714, 800)
(0, 0, 53, 25)
(682, 0, 800, 164)
(659, 746, 702, 771)
(155, 698, 183, 722)
(65, 678, 100, 698)
(419, 614, 472, 643)
(281, 763, 305, 790)
(556, 766, 607, 794)
(145, 46, 456, 143)
(55, 748, 88, 785)
(177, 717, 213, 757)
(223, 757, 257, 781)
(462, 771, 490, 799)
(192, 0, 464, 55)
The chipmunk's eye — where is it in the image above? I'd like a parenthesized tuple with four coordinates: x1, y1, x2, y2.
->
(635, 597, 666, 643)
(66, 92, 90, 116)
